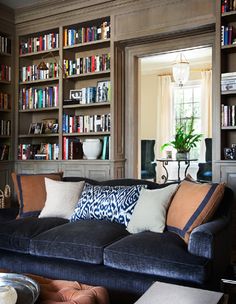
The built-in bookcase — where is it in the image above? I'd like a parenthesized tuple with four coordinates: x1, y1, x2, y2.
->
(0, 31, 13, 161)
(17, 18, 111, 162)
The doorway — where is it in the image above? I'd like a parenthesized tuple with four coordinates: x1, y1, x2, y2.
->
(139, 46, 212, 183)
(122, 30, 215, 180)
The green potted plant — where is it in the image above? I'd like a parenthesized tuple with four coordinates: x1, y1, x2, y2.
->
(161, 117, 202, 160)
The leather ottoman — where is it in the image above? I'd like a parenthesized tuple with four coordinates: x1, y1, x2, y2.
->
(28, 274, 110, 304)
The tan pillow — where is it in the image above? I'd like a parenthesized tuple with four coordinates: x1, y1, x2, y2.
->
(166, 179, 225, 243)
(39, 178, 85, 219)
(12, 172, 63, 218)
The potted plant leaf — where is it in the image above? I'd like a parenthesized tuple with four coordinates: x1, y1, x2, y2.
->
(161, 117, 203, 160)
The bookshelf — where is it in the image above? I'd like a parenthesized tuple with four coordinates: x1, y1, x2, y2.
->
(15, 16, 120, 179)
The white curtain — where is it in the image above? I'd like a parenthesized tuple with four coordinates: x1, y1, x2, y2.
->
(200, 70, 212, 161)
(156, 75, 172, 182)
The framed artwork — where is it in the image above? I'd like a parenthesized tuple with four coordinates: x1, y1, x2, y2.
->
(69, 89, 82, 102)
(42, 118, 57, 134)
(96, 80, 110, 102)
(29, 122, 43, 135)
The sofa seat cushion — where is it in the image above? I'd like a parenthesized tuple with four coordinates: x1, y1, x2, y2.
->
(30, 220, 129, 264)
(104, 231, 211, 284)
(0, 217, 68, 254)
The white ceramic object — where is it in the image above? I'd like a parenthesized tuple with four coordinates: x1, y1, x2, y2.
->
(0, 286, 17, 304)
(83, 139, 102, 159)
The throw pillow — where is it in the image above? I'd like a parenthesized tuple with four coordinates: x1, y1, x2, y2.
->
(166, 178, 225, 243)
(70, 183, 145, 226)
(127, 184, 179, 234)
(39, 178, 85, 219)
(11, 172, 63, 218)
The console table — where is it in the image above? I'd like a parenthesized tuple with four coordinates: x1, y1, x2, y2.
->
(156, 158, 197, 183)
(135, 282, 226, 304)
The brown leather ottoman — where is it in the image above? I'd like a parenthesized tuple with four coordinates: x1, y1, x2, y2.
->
(27, 274, 110, 304)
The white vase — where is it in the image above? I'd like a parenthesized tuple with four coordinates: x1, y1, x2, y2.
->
(83, 139, 102, 160)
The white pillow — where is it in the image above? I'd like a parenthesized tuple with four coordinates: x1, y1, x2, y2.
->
(127, 184, 178, 234)
(39, 178, 85, 219)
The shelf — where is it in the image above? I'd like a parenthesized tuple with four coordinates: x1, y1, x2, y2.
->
(0, 109, 11, 112)
(222, 10, 236, 22)
(0, 80, 11, 84)
(19, 48, 59, 58)
(221, 126, 236, 130)
(221, 90, 236, 95)
(63, 131, 110, 136)
(63, 39, 110, 51)
(19, 77, 59, 85)
(221, 44, 236, 52)
(0, 52, 11, 57)
(19, 133, 59, 138)
(66, 70, 110, 80)
(19, 107, 59, 113)
(0, 135, 10, 138)
(63, 102, 110, 109)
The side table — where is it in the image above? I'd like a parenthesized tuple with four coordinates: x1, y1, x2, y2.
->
(156, 158, 197, 183)
(135, 282, 227, 304)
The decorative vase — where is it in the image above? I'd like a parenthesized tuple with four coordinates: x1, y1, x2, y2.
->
(176, 151, 190, 160)
(83, 139, 102, 160)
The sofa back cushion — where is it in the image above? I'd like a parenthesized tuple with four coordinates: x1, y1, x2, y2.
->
(12, 172, 63, 218)
(70, 183, 145, 226)
(166, 179, 225, 243)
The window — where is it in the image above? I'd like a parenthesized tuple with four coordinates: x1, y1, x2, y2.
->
(172, 81, 201, 159)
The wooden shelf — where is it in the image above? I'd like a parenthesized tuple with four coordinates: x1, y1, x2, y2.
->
(63, 102, 110, 109)
(19, 48, 59, 58)
(221, 44, 236, 52)
(19, 133, 59, 138)
(0, 52, 11, 57)
(19, 77, 59, 85)
(66, 70, 110, 80)
(63, 39, 110, 50)
(0, 109, 11, 112)
(19, 107, 59, 113)
(221, 126, 236, 130)
(221, 90, 236, 95)
(63, 131, 110, 136)
(0, 135, 11, 138)
(0, 80, 11, 84)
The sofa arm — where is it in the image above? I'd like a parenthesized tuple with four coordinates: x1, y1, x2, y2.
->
(188, 216, 230, 259)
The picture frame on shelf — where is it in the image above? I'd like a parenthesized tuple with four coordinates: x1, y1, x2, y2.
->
(29, 122, 43, 135)
(69, 89, 82, 103)
(96, 80, 111, 102)
(224, 147, 236, 160)
(42, 118, 57, 134)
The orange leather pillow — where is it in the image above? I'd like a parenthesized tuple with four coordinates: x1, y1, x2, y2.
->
(12, 172, 63, 218)
(166, 179, 225, 243)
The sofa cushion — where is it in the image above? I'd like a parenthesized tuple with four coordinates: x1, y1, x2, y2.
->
(166, 179, 225, 243)
(30, 220, 129, 264)
(39, 178, 85, 219)
(127, 184, 178, 234)
(104, 231, 210, 284)
(12, 172, 63, 218)
(70, 183, 145, 226)
(0, 217, 68, 254)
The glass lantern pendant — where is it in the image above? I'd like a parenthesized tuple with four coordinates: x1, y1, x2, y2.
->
(172, 53, 190, 87)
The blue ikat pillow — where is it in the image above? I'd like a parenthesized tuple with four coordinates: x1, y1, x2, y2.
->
(70, 183, 145, 226)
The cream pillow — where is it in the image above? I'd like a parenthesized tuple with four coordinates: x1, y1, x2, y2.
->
(39, 178, 85, 219)
(127, 184, 178, 234)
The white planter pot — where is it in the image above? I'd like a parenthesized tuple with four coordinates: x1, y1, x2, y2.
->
(83, 139, 102, 160)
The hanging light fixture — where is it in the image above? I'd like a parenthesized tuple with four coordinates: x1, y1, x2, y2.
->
(172, 53, 190, 87)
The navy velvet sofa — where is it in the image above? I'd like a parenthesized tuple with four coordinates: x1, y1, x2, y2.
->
(0, 177, 233, 304)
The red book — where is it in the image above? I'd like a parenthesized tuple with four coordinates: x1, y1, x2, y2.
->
(39, 36, 43, 51)
(91, 56, 95, 72)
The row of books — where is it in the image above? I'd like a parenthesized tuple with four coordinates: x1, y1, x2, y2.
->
(0, 120, 11, 136)
(19, 86, 59, 110)
(20, 63, 59, 82)
(221, 104, 236, 126)
(221, 25, 235, 46)
(64, 21, 110, 46)
(63, 54, 110, 76)
(19, 32, 59, 55)
(0, 92, 10, 110)
(221, 0, 236, 13)
(0, 144, 9, 161)
(0, 35, 11, 54)
(62, 113, 111, 134)
(0, 65, 11, 82)
(221, 72, 236, 91)
(62, 136, 110, 160)
(18, 143, 59, 160)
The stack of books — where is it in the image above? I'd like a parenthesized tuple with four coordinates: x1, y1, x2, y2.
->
(221, 72, 236, 92)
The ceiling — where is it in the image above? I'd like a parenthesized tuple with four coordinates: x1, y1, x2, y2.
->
(141, 46, 212, 75)
(0, 0, 65, 9)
